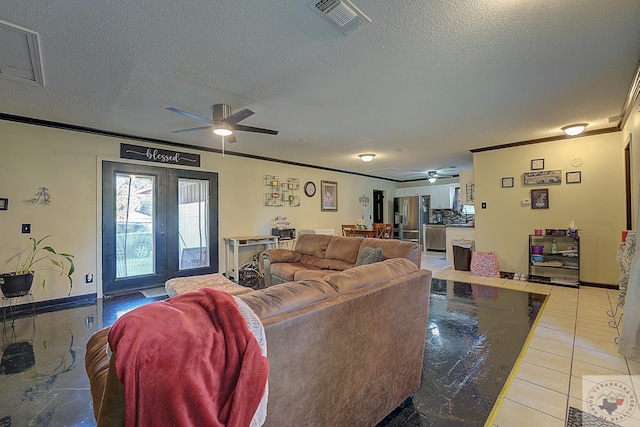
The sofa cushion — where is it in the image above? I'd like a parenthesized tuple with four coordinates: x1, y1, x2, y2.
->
(270, 262, 317, 283)
(300, 254, 354, 271)
(355, 247, 383, 266)
(323, 258, 419, 294)
(237, 278, 338, 319)
(325, 236, 363, 264)
(295, 233, 332, 258)
(294, 269, 335, 281)
(359, 239, 421, 268)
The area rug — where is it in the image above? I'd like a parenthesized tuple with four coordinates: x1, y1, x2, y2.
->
(140, 286, 168, 298)
(566, 407, 623, 427)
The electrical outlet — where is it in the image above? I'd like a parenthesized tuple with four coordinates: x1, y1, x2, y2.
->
(85, 273, 94, 284)
(21, 223, 31, 233)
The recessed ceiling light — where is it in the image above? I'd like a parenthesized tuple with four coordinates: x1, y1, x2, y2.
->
(562, 123, 588, 136)
(359, 153, 376, 162)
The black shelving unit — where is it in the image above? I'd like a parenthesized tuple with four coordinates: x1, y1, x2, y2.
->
(528, 235, 580, 287)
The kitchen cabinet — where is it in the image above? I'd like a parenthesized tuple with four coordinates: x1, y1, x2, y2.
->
(528, 235, 580, 287)
(430, 185, 454, 209)
(395, 186, 430, 197)
(397, 184, 458, 205)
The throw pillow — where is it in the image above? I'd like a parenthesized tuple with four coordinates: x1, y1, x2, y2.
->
(355, 247, 383, 266)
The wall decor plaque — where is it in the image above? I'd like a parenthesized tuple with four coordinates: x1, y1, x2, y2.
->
(120, 143, 200, 167)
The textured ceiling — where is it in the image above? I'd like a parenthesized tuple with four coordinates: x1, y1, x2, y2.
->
(0, 1, 639, 181)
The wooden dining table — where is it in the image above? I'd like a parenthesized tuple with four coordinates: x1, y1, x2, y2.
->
(350, 228, 375, 238)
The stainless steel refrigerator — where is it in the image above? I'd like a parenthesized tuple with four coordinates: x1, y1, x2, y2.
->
(394, 195, 430, 244)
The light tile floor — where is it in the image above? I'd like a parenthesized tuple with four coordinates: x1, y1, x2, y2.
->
(420, 251, 639, 427)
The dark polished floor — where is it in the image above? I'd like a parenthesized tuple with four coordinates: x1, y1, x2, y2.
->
(0, 279, 545, 426)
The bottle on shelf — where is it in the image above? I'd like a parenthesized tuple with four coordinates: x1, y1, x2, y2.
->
(551, 239, 558, 254)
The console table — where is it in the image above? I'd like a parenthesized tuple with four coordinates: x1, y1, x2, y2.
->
(224, 236, 279, 283)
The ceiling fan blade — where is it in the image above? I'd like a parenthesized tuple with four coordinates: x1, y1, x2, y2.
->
(226, 133, 237, 143)
(233, 124, 279, 135)
(171, 125, 212, 133)
(223, 108, 254, 124)
(166, 107, 213, 124)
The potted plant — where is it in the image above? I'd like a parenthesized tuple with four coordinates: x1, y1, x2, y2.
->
(0, 235, 75, 297)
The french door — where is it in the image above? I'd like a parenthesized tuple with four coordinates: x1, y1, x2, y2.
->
(102, 161, 218, 296)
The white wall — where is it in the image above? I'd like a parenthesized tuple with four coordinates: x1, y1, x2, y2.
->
(0, 120, 396, 302)
(473, 132, 626, 285)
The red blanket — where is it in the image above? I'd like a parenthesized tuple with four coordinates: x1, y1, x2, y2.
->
(108, 288, 269, 427)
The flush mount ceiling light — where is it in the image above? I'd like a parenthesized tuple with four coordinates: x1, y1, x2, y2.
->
(562, 123, 588, 136)
(213, 122, 233, 136)
(359, 153, 375, 162)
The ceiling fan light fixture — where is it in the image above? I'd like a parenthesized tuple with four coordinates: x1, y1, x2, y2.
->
(359, 153, 375, 162)
(562, 123, 587, 136)
(213, 122, 233, 136)
(428, 176, 437, 183)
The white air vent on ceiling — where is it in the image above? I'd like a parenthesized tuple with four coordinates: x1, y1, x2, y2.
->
(0, 19, 45, 86)
(309, 0, 371, 34)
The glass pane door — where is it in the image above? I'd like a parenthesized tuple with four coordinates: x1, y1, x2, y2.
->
(102, 161, 218, 296)
(178, 178, 210, 270)
(115, 173, 156, 278)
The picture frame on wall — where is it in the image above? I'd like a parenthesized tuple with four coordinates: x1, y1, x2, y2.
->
(531, 188, 549, 209)
(321, 180, 338, 212)
(523, 170, 562, 185)
(501, 177, 514, 188)
(566, 171, 581, 184)
(531, 159, 545, 170)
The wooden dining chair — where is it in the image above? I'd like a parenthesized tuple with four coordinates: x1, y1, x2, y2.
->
(373, 223, 393, 239)
(342, 224, 356, 237)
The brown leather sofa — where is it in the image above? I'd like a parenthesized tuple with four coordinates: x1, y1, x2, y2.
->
(261, 232, 422, 288)
(85, 257, 432, 426)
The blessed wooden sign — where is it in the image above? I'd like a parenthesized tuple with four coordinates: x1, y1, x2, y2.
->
(120, 143, 200, 167)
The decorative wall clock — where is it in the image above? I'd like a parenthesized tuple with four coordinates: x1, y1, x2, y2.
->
(304, 181, 316, 197)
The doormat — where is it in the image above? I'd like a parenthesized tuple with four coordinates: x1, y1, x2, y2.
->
(567, 407, 623, 427)
(140, 287, 168, 298)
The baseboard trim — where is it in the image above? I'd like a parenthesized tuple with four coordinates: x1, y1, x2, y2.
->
(580, 281, 618, 289)
(3, 293, 97, 317)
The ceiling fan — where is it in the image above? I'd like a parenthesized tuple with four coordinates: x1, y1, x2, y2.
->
(426, 170, 456, 183)
(166, 104, 279, 143)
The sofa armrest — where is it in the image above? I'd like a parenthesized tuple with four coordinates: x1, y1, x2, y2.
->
(262, 249, 302, 263)
(85, 327, 125, 426)
(261, 249, 302, 288)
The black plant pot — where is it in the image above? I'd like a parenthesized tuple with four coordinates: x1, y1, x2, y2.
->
(0, 273, 34, 298)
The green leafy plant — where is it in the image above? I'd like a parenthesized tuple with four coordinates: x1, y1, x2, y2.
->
(2, 235, 75, 295)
